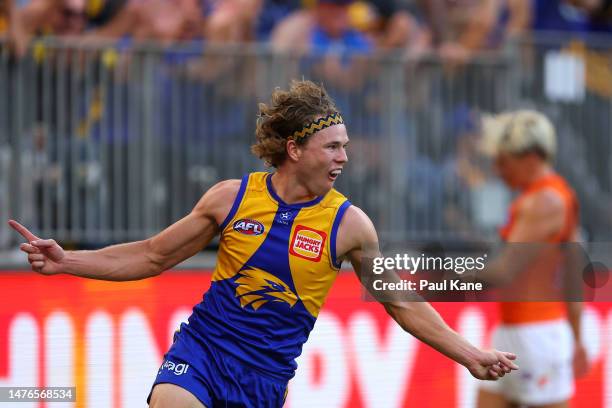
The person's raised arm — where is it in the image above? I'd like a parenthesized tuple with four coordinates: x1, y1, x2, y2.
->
(337, 205, 518, 380)
(9, 179, 240, 281)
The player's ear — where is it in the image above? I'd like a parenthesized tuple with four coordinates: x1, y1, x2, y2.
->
(286, 139, 302, 162)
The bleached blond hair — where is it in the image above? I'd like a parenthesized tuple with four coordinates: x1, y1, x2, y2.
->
(480, 110, 556, 162)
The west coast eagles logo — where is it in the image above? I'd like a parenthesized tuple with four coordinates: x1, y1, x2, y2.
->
(233, 267, 298, 310)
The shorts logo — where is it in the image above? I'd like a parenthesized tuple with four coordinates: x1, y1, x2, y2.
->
(159, 359, 190, 376)
(233, 219, 265, 236)
(290, 225, 327, 262)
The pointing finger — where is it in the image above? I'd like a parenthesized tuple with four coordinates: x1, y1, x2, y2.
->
(8, 220, 39, 242)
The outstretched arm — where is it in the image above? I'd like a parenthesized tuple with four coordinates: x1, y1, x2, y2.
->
(9, 179, 240, 281)
(337, 205, 518, 380)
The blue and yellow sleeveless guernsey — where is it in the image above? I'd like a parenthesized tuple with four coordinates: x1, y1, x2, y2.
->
(189, 172, 351, 380)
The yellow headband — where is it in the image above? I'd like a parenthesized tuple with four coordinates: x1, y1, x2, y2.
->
(290, 113, 344, 140)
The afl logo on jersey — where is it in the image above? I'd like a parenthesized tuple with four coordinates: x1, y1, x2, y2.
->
(290, 225, 327, 262)
(233, 219, 265, 236)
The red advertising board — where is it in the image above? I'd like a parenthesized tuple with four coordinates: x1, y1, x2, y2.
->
(0, 271, 610, 407)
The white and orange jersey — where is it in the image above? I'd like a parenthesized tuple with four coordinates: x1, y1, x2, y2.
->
(499, 173, 579, 324)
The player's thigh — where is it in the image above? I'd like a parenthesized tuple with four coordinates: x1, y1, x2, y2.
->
(149, 383, 207, 408)
(477, 388, 520, 408)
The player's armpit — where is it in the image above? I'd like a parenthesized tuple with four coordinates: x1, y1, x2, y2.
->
(145, 179, 242, 272)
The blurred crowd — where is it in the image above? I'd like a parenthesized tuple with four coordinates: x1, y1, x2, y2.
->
(2, 0, 612, 60)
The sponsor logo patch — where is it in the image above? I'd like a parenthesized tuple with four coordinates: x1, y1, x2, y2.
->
(290, 225, 327, 262)
(158, 359, 190, 376)
(233, 219, 265, 236)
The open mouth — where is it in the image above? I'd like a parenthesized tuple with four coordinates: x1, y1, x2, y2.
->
(328, 169, 342, 181)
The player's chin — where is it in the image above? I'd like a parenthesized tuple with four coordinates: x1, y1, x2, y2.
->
(315, 180, 334, 196)
(326, 176, 339, 188)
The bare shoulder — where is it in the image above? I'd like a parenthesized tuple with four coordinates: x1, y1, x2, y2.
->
(520, 188, 565, 219)
(508, 187, 566, 241)
(207, 179, 242, 198)
(192, 179, 242, 226)
(341, 205, 375, 234)
(336, 205, 379, 258)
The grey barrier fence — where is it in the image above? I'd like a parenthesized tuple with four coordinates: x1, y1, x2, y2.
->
(0, 35, 611, 251)
(515, 33, 612, 243)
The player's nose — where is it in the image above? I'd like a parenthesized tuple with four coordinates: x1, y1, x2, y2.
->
(336, 146, 348, 163)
